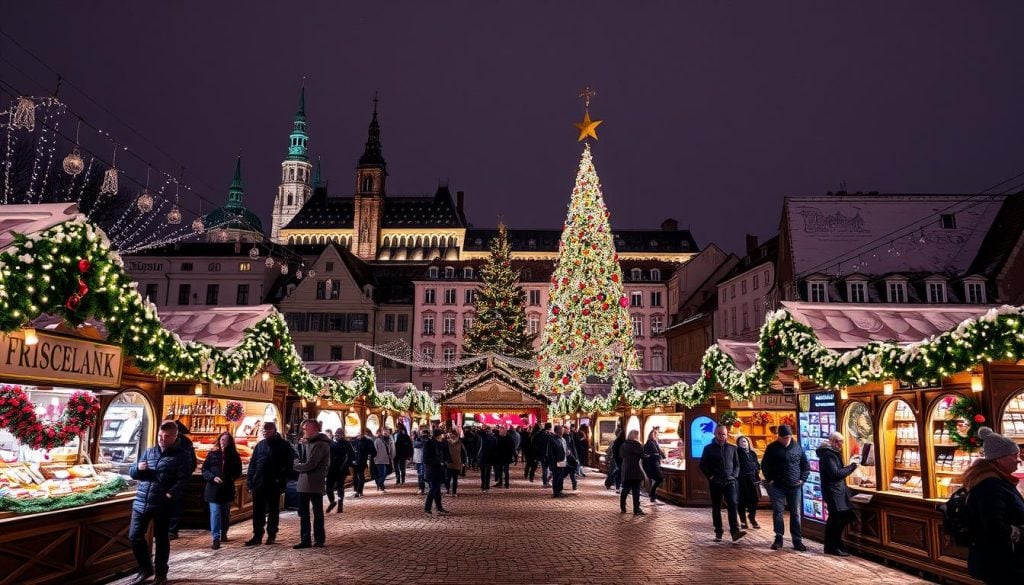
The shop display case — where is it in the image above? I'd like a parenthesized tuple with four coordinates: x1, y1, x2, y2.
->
(729, 410, 795, 458)
(843, 401, 876, 489)
(881, 399, 923, 495)
(799, 392, 837, 522)
(928, 394, 979, 499)
(593, 416, 619, 470)
(999, 389, 1024, 447)
(644, 413, 684, 470)
(98, 390, 153, 477)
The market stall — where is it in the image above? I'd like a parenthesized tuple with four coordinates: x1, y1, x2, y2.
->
(305, 361, 371, 439)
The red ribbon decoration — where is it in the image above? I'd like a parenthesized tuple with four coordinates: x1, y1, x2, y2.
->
(65, 258, 91, 311)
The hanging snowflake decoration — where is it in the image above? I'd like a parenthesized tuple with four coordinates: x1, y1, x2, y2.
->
(11, 97, 35, 130)
(62, 147, 85, 176)
(191, 217, 204, 233)
(166, 206, 182, 225)
(136, 190, 154, 213)
(249, 246, 259, 259)
(99, 168, 119, 196)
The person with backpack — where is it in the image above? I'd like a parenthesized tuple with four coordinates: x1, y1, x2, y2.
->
(817, 431, 857, 556)
(962, 426, 1024, 584)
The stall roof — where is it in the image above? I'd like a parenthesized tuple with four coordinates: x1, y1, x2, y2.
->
(304, 360, 369, 382)
(781, 301, 995, 349)
(0, 203, 80, 251)
(158, 305, 278, 348)
(628, 371, 700, 390)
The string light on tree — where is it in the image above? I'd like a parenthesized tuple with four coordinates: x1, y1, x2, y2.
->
(11, 97, 35, 130)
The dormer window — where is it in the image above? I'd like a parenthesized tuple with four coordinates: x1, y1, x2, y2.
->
(444, 266, 455, 279)
(940, 214, 957, 229)
(650, 268, 661, 281)
(847, 281, 867, 303)
(807, 280, 828, 303)
(965, 280, 986, 304)
(886, 280, 908, 303)
(463, 267, 473, 279)
(926, 281, 947, 303)
(631, 268, 642, 281)
(528, 238, 537, 250)
(428, 266, 439, 279)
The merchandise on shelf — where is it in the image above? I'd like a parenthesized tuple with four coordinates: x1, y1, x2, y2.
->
(166, 396, 280, 468)
(932, 394, 981, 499)
(644, 414, 684, 470)
(800, 392, 837, 522)
(1001, 392, 1024, 441)
(843, 401, 877, 489)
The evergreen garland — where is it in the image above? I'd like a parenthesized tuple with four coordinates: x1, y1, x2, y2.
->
(946, 396, 984, 452)
(0, 477, 128, 514)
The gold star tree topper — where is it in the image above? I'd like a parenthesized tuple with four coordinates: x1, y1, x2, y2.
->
(574, 87, 602, 142)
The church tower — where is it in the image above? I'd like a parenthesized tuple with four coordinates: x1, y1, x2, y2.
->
(270, 87, 313, 243)
(352, 96, 387, 259)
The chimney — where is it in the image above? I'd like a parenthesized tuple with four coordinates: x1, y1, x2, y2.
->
(456, 191, 465, 214)
(745, 234, 759, 257)
(661, 218, 678, 231)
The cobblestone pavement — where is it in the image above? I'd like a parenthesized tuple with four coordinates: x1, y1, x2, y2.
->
(111, 466, 927, 585)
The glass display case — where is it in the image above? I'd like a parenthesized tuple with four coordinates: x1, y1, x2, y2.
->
(166, 396, 281, 469)
(799, 392, 837, 522)
(929, 394, 979, 499)
(1000, 389, 1024, 446)
(626, 415, 641, 438)
(843, 401, 877, 490)
(595, 416, 619, 453)
(730, 409, 797, 458)
(644, 413, 684, 470)
(98, 390, 154, 477)
(882, 399, 922, 496)
(366, 413, 381, 434)
(316, 410, 344, 436)
(345, 411, 362, 437)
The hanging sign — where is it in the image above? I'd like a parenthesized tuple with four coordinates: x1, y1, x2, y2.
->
(210, 374, 275, 402)
(0, 330, 123, 388)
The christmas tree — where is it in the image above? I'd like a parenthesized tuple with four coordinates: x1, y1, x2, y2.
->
(458, 223, 536, 379)
(536, 143, 637, 393)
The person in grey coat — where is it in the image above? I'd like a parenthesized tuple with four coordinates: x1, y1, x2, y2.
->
(700, 424, 746, 542)
(292, 420, 331, 548)
(373, 429, 395, 492)
(817, 432, 858, 556)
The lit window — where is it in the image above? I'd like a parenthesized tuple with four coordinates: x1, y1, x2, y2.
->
(239, 262, 251, 272)
(808, 281, 827, 303)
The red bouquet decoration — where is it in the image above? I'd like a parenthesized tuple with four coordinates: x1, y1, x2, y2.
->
(0, 385, 100, 449)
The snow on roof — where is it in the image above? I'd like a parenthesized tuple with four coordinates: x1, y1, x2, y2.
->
(629, 371, 700, 390)
(781, 301, 995, 348)
(158, 305, 278, 348)
(0, 203, 80, 251)
(304, 360, 369, 381)
(785, 195, 1004, 276)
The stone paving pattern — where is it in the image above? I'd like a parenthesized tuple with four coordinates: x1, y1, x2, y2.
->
(111, 466, 928, 585)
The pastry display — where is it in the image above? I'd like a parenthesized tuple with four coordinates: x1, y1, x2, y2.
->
(0, 461, 122, 502)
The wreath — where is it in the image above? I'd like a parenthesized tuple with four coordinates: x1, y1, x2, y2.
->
(224, 401, 244, 423)
(946, 396, 985, 452)
(718, 410, 742, 430)
(0, 385, 100, 449)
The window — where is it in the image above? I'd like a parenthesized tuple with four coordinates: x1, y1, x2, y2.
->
(208, 262, 221, 272)
(444, 266, 455, 279)
(428, 266, 439, 279)
(529, 290, 541, 306)
(753, 302, 764, 327)
(741, 280, 747, 294)
(328, 314, 345, 332)
(397, 314, 409, 332)
(348, 313, 368, 332)
(144, 283, 158, 302)
(443, 313, 456, 335)
(181, 262, 193, 272)
(235, 284, 248, 305)
(444, 288, 456, 304)
(764, 269, 770, 287)
(650, 269, 661, 281)
(285, 312, 307, 332)
(965, 282, 986, 304)
(205, 284, 219, 305)
(753, 274, 759, 290)
(527, 315, 540, 335)
(464, 289, 477, 305)
(730, 285, 736, 299)
(308, 313, 325, 332)
(463, 267, 474, 279)
(329, 281, 339, 300)
(940, 214, 957, 229)
(424, 288, 436, 304)
(650, 291, 662, 307)
(178, 284, 191, 305)
(421, 345, 435, 369)
(463, 315, 473, 333)
(442, 346, 457, 365)
(362, 176, 373, 192)
(742, 304, 749, 330)
(636, 349, 645, 369)
(808, 281, 827, 303)
(384, 314, 396, 332)
(330, 346, 343, 361)
(630, 291, 643, 307)
(651, 315, 663, 334)
(301, 345, 315, 361)
(631, 268, 642, 281)
(731, 307, 737, 335)
(886, 281, 907, 303)
(848, 282, 867, 303)
(316, 281, 327, 300)
(651, 349, 665, 371)
(422, 316, 435, 335)
(422, 382, 433, 394)
(239, 262, 251, 272)
(631, 315, 644, 337)
(325, 262, 334, 272)
(927, 282, 947, 303)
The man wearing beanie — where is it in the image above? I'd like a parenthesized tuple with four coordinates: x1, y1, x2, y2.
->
(761, 424, 810, 551)
(964, 426, 1024, 584)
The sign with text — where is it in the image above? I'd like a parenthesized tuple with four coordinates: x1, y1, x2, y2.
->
(210, 375, 275, 402)
(0, 330, 123, 388)
(729, 393, 797, 410)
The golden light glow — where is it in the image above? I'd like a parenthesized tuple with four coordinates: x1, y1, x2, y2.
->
(971, 373, 984, 393)
(22, 327, 38, 346)
(747, 401, 754, 409)
(883, 381, 894, 395)
(261, 371, 271, 382)
(793, 378, 801, 392)
(840, 387, 849, 400)
(194, 383, 203, 396)
(574, 111, 603, 142)
(710, 404, 717, 414)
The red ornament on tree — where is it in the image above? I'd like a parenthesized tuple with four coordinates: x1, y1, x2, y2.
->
(974, 414, 986, 424)
(77, 259, 91, 273)
(582, 308, 590, 316)
(553, 306, 560, 315)
(611, 274, 619, 283)
(619, 296, 628, 308)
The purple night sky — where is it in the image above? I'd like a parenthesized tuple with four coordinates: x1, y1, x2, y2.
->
(2, 2, 1023, 252)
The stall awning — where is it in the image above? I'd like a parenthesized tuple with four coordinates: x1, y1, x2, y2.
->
(628, 371, 700, 390)
(158, 305, 278, 348)
(304, 360, 369, 382)
(0, 203, 79, 252)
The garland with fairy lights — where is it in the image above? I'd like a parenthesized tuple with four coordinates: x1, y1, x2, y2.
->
(0, 219, 439, 429)
(946, 396, 985, 452)
(549, 304, 1024, 417)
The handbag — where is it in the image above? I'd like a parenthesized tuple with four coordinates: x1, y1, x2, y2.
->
(567, 454, 579, 470)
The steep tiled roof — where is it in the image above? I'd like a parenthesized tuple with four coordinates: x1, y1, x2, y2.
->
(463, 227, 697, 254)
(969, 192, 1024, 278)
(628, 371, 699, 390)
(720, 236, 779, 282)
(283, 186, 465, 231)
(283, 188, 354, 230)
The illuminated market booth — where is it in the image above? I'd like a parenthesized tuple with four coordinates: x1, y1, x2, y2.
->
(440, 363, 549, 430)
(304, 360, 372, 438)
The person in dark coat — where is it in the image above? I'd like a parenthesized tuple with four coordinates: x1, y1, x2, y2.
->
(422, 428, 452, 516)
(167, 420, 197, 539)
(577, 425, 591, 477)
(535, 423, 554, 486)
(761, 424, 810, 551)
(619, 429, 647, 515)
(127, 420, 192, 585)
(350, 430, 376, 498)
(522, 424, 537, 480)
(412, 429, 430, 494)
(563, 425, 580, 490)
(477, 427, 498, 491)
(245, 421, 294, 546)
(735, 435, 762, 529)
(964, 427, 1024, 584)
(700, 424, 746, 542)
(643, 428, 665, 503)
(202, 432, 243, 549)
(605, 427, 625, 492)
(525, 424, 543, 482)
(393, 426, 413, 485)
(816, 432, 858, 555)
(495, 427, 516, 488)
(326, 433, 354, 513)
(546, 424, 570, 497)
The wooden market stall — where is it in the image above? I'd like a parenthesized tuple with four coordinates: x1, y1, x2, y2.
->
(440, 363, 549, 430)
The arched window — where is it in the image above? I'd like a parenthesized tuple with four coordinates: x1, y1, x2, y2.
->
(432, 236, 439, 248)
(415, 236, 423, 248)
(444, 266, 455, 279)
(448, 236, 457, 248)
(287, 236, 295, 244)
(289, 168, 296, 181)
(399, 236, 406, 248)
(631, 268, 642, 281)
(383, 236, 390, 248)
(650, 269, 661, 281)
(362, 176, 373, 192)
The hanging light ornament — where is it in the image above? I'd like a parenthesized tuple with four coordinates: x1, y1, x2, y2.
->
(280, 264, 289, 275)
(136, 166, 154, 212)
(166, 205, 182, 224)
(308, 269, 316, 278)
(191, 217, 205, 233)
(265, 257, 275, 268)
(11, 97, 35, 130)
(100, 168, 119, 196)
(63, 120, 85, 176)
(249, 246, 259, 259)
(296, 269, 303, 279)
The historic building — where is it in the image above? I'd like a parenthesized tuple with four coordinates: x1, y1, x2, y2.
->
(715, 235, 779, 342)
(270, 88, 313, 242)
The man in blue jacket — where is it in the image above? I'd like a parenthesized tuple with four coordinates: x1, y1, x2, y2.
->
(761, 424, 810, 552)
(127, 420, 192, 585)
(699, 424, 747, 543)
(244, 421, 294, 546)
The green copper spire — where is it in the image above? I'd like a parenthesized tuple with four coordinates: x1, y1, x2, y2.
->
(227, 156, 244, 209)
(287, 86, 309, 160)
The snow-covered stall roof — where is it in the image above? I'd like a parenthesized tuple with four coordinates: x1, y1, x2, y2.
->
(0, 203, 80, 251)
(304, 360, 369, 382)
(629, 371, 700, 390)
(158, 305, 278, 348)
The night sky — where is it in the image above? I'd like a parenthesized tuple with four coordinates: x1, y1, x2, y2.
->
(2, 3, 1023, 253)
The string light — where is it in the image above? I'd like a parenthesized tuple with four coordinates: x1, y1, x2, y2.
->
(971, 372, 983, 392)
(883, 381, 894, 395)
(22, 327, 38, 346)
(11, 97, 35, 130)
(63, 120, 84, 176)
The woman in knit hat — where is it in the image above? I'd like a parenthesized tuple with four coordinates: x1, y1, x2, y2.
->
(963, 426, 1024, 584)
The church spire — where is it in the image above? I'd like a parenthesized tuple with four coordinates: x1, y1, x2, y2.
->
(358, 93, 385, 168)
(227, 155, 244, 209)
(287, 86, 309, 161)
